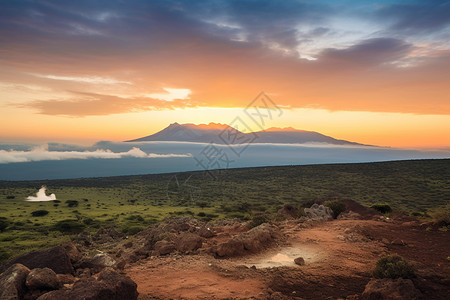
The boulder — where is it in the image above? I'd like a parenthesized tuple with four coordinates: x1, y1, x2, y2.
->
(2, 246, 73, 274)
(0, 264, 30, 300)
(294, 257, 305, 266)
(75, 253, 116, 273)
(37, 267, 138, 300)
(304, 204, 333, 221)
(60, 241, 82, 263)
(361, 278, 423, 300)
(215, 224, 275, 257)
(175, 232, 202, 253)
(26, 268, 59, 291)
(154, 240, 176, 255)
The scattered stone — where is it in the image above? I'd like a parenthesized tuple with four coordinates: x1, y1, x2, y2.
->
(294, 257, 305, 266)
(26, 268, 59, 291)
(2, 246, 74, 275)
(0, 264, 30, 300)
(391, 239, 407, 246)
(37, 267, 138, 300)
(361, 278, 423, 300)
(304, 204, 333, 221)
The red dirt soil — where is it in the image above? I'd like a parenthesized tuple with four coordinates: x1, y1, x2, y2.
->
(126, 218, 450, 299)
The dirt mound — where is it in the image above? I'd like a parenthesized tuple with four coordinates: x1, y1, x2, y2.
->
(213, 223, 276, 257)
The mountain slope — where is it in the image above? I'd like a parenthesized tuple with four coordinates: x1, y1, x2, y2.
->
(126, 123, 368, 146)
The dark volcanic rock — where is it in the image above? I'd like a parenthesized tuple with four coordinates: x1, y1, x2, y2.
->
(0, 264, 30, 300)
(361, 278, 423, 300)
(26, 267, 59, 291)
(37, 267, 138, 300)
(2, 246, 74, 274)
(294, 257, 305, 266)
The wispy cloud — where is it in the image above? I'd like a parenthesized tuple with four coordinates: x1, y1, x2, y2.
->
(32, 74, 132, 85)
(0, 144, 191, 163)
(145, 88, 191, 102)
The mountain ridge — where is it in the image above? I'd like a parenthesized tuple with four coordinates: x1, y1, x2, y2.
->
(126, 122, 370, 146)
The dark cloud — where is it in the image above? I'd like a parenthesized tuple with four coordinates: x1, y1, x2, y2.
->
(376, 0, 450, 34)
(319, 38, 413, 66)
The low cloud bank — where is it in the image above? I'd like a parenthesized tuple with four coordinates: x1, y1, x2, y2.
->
(0, 144, 191, 164)
(26, 186, 56, 202)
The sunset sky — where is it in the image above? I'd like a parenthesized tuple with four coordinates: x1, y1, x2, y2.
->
(1, 0, 449, 148)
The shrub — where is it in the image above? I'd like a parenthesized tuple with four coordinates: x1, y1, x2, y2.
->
(371, 203, 392, 214)
(324, 200, 346, 218)
(0, 246, 12, 262)
(122, 225, 145, 235)
(373, 255, 415, 279)
(248, 212, 270, 228)
(430, 205, 450, 226)
(66, 200, 79, 207)
(0, 217, 9, 232)
(6, 196, 15, 199)
(51, 219, 85, 233)
(31, 210, 49, 217)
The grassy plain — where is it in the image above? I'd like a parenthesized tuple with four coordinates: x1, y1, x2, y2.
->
(0, 159, 449, 261)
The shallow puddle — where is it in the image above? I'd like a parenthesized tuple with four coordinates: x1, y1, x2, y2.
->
(239, 245, 321, 268)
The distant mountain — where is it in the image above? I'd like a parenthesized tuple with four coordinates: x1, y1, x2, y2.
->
(126, 123, 368, 146)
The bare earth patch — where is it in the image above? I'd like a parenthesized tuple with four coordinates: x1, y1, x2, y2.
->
(126, 218, 450, 299)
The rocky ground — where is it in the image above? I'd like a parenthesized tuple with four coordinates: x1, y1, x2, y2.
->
(0, 201, 449, 300)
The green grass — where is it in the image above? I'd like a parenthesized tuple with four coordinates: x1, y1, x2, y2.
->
(0, 159, 449, 261)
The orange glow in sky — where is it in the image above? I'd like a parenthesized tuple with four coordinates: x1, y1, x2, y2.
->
(0, 1, 449, 148)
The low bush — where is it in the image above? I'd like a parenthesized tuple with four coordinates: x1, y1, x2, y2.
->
(31, 210, 49, 217)
(430, 205, 450, 226)
(66, 200, 79, 207)
(324, 200, 346, 218)
(248, 212, 270, 228)
(51, 219, 85, 233)
(122, 225, 145, 235)
(0, 217, 9, 232)
(373, 255, 415, 279)
(370, 203, 392, 214)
